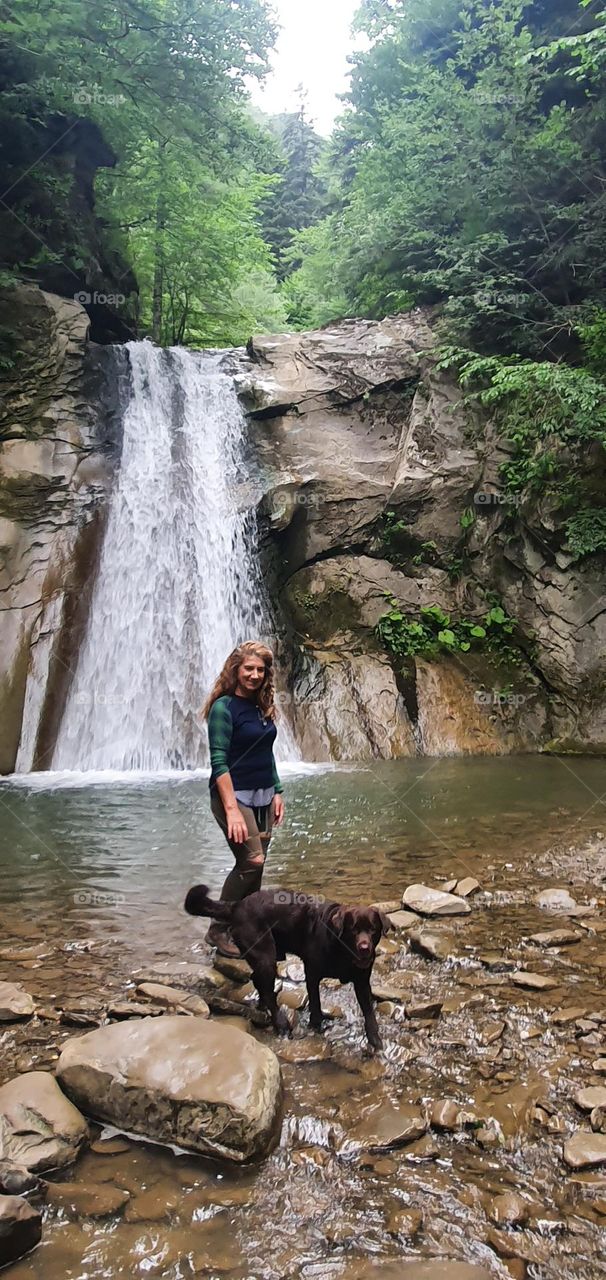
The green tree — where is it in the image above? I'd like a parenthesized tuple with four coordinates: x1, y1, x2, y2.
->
(260, 91, 327, 282)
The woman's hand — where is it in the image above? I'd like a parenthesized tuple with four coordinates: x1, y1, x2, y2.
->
(273, 794, 285, 826)
(225, 806, 248, 845)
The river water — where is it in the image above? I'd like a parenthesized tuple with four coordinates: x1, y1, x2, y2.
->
(1, 757, 606, 1278)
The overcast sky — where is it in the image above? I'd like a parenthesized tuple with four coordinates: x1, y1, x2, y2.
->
(249, 0, 363, 136)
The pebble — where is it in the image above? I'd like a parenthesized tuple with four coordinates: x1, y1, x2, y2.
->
(510, 971, 559, 991)
(563, 1132, 606, 1169)
(135, 983, 209, 1016)
(407, 930, 451, 962)
(591, 1108, 606, 1134)
(536, 888, 578, 912)
(386, 910, 419, 930)
(403, 884, 471, 917)
(212, 955, 251, 983)
(455, 877, 480, 897)
(277, 987, 307, 1011)
(488, 1191, 529, 1226)
(430, 1099, 460, 1131)
(528, 929, 581, 947)
(479, 1021, 506, 1046)
(0, 982, 35, 1022)
(108, 1001, 163, 1019)
(593, 1059, 606, 1074)
(406, 999, 443, 1019)
(574, 1087, 606, 1113)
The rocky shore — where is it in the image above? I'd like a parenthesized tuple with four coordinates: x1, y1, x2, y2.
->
(1, 842, 606, 1278)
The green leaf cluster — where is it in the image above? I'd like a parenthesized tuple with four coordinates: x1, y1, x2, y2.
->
(375, 598, 518, 661)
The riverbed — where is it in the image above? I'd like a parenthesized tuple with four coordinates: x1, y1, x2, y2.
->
(1, 756, 606, 1278)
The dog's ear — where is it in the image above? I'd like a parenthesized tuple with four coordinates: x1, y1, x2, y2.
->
(375, 909, 393, 934)
(327, 905, 347, 936)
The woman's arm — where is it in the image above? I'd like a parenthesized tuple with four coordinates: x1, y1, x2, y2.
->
(271, 752, 285, 825)
(208, 700, 248, 845)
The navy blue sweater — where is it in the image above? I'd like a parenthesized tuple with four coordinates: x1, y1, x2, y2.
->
(208, 695, 282, 794)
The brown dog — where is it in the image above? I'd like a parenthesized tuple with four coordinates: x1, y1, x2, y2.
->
(184, 885, 390, 1049)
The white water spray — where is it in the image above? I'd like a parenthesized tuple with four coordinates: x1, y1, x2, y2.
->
(53, 341, 295, 770)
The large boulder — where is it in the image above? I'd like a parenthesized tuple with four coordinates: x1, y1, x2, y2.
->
(56, 1015, 282, 1163)
(0, 1194, 42, 1268)
(0, 1071, 89, 1172)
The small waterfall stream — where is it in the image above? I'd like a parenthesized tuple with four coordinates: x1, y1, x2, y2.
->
(53, 340, 296, 771)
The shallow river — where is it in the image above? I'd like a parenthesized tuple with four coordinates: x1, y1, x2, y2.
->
(1, 756, 606, 1279)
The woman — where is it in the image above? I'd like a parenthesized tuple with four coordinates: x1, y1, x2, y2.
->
(201, 640, 285, 957)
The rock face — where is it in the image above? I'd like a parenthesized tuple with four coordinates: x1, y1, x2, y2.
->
(0, 1071, 89, 1171)
(238, 315, 606, 758)
(56, 1015, 283, 1163)
(0, 1194, 42, 1268)
(0, 285, 125, 773)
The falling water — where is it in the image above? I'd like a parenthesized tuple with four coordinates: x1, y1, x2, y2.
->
(53, 341, 295, 771)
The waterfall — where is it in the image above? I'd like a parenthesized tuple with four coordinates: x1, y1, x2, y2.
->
(53, 340, 296, 771)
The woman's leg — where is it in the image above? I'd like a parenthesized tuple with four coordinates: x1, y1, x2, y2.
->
(210, 794, 272, 903)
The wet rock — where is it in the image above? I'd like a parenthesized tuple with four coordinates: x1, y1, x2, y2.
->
(442, 879, 458, 893)
(510, 971, 559, 991)
(551, 1006, 587, 1024)
(536, 888, 577, 912)
(455, 877, 480, 897)
(0, 1162, 45, 1198)
(371, 900, 401, 915)
(56, 1015, 282, 1163)
(386, 910, 419, 930)
(384, 1203, 423, 1237)
(278, 987, 308, 1011)
(0, 982, 35, 1022)
(574, 1087, 606, 1112)
(347, 1101, 427, 1151)
(528, 929, 581, 947)
(563, 1132, 606, 1169)
(403, 1135, 440, 1160)
(108, 1001, 163, 1019)
(135, 983, 210, 1016)
(592, 1058, 606, 1073)
(488, 1191, 529, 1226)
(285, 961, 306, 983)
(487, 1226, 549, 1265)
(0, 946, 52, 962)
(371, 983, 408, 1003)
(402, 884, 471, 917)
(124, 1183, 181, 1222)
(0, 1071, 89, 1172)
(90, 1136, 131, 1154)
(406, 999, 443, 1019)
(429, 1099, 460, 1131)
(0, 1194, 42, 1267)
(478, 953, 516, 972)
(46, 1180, 130, 1218)
(376, 1001, 397, 1018)
(591, 1107, 606, 1134)
(479, 1021, 506, 1046)
(342, 1261, 494, 1279)
(407, 929, 451, 961)
(212, 955, 251, 983)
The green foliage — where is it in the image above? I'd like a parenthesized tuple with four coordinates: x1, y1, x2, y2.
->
(259, 97, 327, 284)
(0, 0, 281, 346)
(375, 597, 518, 661)
(287, 0, 606, 357)
(565, 506, 606, 558)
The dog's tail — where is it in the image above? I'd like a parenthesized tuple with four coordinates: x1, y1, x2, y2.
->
(184, 884, 233, 922)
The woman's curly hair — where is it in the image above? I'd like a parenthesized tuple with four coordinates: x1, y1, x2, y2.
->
(201, 641, 277, 721)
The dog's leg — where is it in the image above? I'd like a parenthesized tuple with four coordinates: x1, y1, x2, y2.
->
(305, 964, 324, 1033)
(353, 974, 383, 1050)
(238, 936, 289, 1036)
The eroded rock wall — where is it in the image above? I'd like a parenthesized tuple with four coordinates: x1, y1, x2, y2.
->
(237, 316, 605, 759)
(0, 286, 123, 773)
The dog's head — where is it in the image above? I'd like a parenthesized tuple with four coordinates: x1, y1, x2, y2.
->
(327, 904, 391, 969)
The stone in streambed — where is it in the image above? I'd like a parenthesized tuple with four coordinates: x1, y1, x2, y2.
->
(338, 1262, 493, 1280)
(212, 955, 251, 983)
(455, 877, 480, 897)
(403, 884, 471, 917)
(384, 1204, 423, 1237)
(347, 1101, 427, 1151)
(407, 929, 452, 961)
(488, 1191, 529, 1226)
(0, 1071, 89, 1172)
(563, 1131, 606, 1169)
(0, 1194, 42, 1268)
(135, 983, 209, 1016)
(529, 929, 581, 947)
(536, 888, 577, 912)
(0, 1161, 45, 1198)
(46, 1181, 130, 1218)
(593, 1059, 606, 1074)
(510, 971, 559, 991)
(108, 1001, 163, 1019)
(574, 1087, 606, 1112)
(430, 1099, 461, 1131)
(56, 1015, 282, 1163)
(386, 910, 419, 930)
(0, 982, 35, 1022)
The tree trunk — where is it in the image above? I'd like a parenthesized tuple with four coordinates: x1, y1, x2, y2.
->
(151, 140, 167, 343)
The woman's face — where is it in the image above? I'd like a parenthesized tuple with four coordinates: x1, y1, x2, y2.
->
(236, 657, 266, 695)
